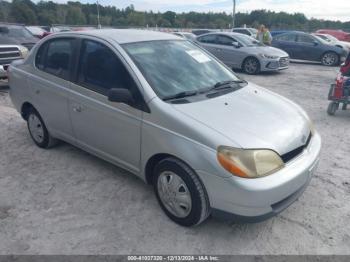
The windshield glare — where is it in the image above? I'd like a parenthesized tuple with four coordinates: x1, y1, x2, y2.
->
(123, 40, 240, 99)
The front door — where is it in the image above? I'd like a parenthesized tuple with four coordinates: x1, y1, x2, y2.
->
(69, 39, 143, 173)
(294, 34, 321, 61)
(215, 35, 244, 68)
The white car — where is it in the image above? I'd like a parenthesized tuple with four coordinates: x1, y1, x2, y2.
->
(314, 33, 350, 54)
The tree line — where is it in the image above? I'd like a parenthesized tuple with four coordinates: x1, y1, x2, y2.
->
(0, 0, 349, 32)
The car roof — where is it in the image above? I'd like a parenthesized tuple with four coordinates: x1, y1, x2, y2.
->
(59, 29, 180, 44)
(199, 32, 248, 38)
(277, 31, 307, 36)
(233, 28, 255, 30)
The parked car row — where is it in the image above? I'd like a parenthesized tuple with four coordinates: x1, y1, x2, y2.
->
(195, 32, 289, 74)
(176, 28, 349, 74)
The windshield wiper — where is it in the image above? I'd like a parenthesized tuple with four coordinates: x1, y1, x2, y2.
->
(209, 80, 247, 91)
(163, 90, 198, 101)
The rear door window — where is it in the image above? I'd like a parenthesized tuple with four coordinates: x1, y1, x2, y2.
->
(276, 34, 296, 42)
(217, 35, 234, 46)
(297, 35, 315, 44)
(37, 38, 75, 80)
(198, 34, 217, 44)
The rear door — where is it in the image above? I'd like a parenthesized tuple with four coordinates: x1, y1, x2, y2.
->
(197, 34, 218, 55)
(68, 38, 144, 173)
(273, 33, 297, 58)
(215, 35, 244, 68)
(26, 37, 77, 142)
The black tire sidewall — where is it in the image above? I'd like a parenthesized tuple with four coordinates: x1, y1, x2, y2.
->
(27, 109, 50, 148)
(327, 102, 337, 115)
(153, 159, 206, 227)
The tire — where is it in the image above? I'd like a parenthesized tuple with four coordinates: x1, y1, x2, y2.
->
(321, 52, 339, 66)
(153, 157, 210, 227)
(242, 57, 260, 75)
(27, 108, 58, 148)
(327, 102, 338, 116)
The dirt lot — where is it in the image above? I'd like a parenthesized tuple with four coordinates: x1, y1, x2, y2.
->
(0, 63, 350, 255)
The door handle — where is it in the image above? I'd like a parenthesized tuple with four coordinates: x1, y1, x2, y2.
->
(73, 105, 82, 113)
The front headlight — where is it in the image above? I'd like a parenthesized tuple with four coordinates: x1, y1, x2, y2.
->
(259, 53, 279, 59)
(18, 45, 29, 59)
(217, 146, 284, 178)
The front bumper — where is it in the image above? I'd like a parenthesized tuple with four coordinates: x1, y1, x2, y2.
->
(0, 64, 9, 79)
(260, 57, 289, 72)
(197, 132, 321, 222)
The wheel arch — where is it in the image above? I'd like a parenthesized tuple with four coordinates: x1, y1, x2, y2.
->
(320, 50, 340, 63)
(21, 102, 36, 120)
(145, 153, 191, 185)
(241, 55, 261, 71)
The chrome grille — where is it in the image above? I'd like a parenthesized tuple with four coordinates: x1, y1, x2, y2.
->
(279, 57, 289, 68)
(281, 133, 312, 163)
(0, 46, 21, 63)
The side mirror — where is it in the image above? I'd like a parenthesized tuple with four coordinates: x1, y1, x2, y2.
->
(108, 88, 134, 105)
(313, 40, 319, 46)
(232, 42, 240, 48)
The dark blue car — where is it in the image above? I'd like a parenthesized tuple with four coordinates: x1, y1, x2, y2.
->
(272, 31, 345, 66)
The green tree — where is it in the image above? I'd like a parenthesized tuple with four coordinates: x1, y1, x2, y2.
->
(10, 0, 37, 24)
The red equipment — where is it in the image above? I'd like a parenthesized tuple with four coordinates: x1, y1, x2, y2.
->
(327, 73, 350, 115)
(340, 53, 350, 75)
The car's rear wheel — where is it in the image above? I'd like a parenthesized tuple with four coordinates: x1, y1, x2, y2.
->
(27, 108, 57, 148)
(153, 158, 210, 227)
(242, 57, 260, 75)
(321, 52, 339, 66)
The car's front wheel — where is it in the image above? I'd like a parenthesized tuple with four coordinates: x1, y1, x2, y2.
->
(153, 158, 210, 227)
(27, 108, 58, 148)
(242, 57, 261, 74)
(321, 52, 339, 66)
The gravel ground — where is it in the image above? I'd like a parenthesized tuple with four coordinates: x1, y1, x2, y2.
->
(0, 63, 350, 255)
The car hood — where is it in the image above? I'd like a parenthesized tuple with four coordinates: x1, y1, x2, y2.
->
(172, 84, 311, 155)
(0, 36, 38, 49)
(246, 46, 288, 57)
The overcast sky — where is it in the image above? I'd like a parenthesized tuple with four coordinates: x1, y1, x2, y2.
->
(44, 0, 350, 22)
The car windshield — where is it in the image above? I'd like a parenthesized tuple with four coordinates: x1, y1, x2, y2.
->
(249, 28, 258, 35)
(324, 34, 338, 42)
(235, 34, 262, 46)
(311, 35, 329, 45)
(27, 26, 46, 35)
(183, 33, 196, 41)
(123, 40, 241, 99)
(0, 25, 33, 38)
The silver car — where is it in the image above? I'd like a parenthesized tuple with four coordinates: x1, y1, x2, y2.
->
(197, 32, 289, 74)
(9, 29, 321, 226)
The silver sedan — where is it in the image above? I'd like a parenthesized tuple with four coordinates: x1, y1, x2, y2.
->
(197, 32, 289, 74)
(9, 29, 320, 226)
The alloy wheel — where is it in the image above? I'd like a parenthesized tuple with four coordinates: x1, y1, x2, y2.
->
(244, 58, 259, 74)
(322, 53, 337, 66)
